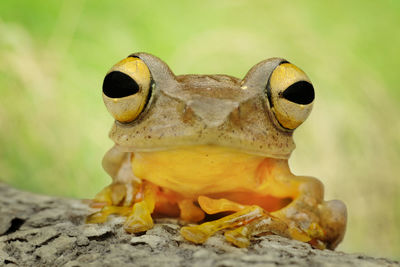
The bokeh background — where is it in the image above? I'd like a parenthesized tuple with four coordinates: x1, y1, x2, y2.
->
(1, 0, 399, 260)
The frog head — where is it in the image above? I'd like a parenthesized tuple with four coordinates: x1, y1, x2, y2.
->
(102, 53, 314, 159)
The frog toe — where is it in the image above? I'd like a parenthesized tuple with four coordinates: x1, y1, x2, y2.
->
(180, 225, 210, 244)
(124, 201, 154, 233)
(124, 215, 153, 233)
(224, 227, 251, 248)
(86, 206, 131, 224)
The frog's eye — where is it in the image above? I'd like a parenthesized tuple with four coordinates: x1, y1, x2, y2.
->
(268, 63, 314, 130)
(102, 57, 151, 123)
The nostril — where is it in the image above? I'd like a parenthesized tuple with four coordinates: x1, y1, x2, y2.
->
(103, 71, 139, 98)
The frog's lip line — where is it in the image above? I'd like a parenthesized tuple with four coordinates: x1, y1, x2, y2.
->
(115, 144, 291, 160)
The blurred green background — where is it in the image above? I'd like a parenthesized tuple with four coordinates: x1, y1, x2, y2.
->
(1, 0, 399, 260)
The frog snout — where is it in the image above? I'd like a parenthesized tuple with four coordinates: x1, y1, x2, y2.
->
(102, 57, 152, 123)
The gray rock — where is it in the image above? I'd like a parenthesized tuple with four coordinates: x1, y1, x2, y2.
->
(0, 183, 398, 267)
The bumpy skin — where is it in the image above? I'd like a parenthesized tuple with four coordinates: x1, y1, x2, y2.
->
(87, 53, 347, 250)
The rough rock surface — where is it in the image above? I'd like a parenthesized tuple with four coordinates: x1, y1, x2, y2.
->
(0, 183, 398, 267)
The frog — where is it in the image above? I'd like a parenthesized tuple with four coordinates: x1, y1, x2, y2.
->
(87, 52, 347, 249)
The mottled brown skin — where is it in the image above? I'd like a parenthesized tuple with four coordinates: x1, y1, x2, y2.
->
(110, 54, 294, 158)
(89, 53, 347, 250)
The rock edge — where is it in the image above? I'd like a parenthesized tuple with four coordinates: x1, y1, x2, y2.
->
(0, 183, 398, 267)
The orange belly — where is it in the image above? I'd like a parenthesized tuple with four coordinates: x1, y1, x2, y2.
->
(131, 145, 294, 213)
(131, 145, 269, 196)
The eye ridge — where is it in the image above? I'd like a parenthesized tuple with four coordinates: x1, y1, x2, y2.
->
(103, 71, 140, 98)
(281, 81, 314, 105)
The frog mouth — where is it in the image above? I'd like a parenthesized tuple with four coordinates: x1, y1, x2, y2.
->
(115, 141, 293, 160)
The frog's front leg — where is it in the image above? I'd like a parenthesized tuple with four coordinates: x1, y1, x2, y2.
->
(87, 146, 142, 223)
(181, 204, 265, 244)
(90, 146, 141, 208)
(124, 182, 157, 233)
(87, 181, 157, 234)
(181, 196, 310, 247)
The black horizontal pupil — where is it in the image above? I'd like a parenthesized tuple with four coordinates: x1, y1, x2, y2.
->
(103, 71, 139, 98)
(282, 81, 314, 105)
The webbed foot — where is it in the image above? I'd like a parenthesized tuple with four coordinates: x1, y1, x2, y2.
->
(86, 181, 138, 224)
(87, 182, 157, 234)
(89, 181, 138, 209)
